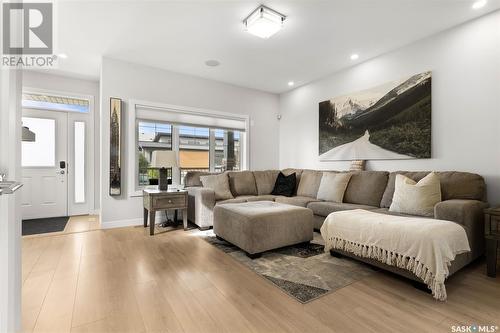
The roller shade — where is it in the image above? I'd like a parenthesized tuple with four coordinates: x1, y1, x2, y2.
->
(179, 150, 209, 169)
(136, 104, 247, 131)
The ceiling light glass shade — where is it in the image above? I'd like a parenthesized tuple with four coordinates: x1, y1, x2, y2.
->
(472, 0, 487, 9)
(244, 5, 285, 39)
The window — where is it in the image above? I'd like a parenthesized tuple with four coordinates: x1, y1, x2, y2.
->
(136, 122, 244, 189)
(74, 122, 85, 203)
(22, 93, 89, 113)
(179, 126, 210, 183)
(21, 117, 56, 167)
(214, 129, 241, 172)
(137, 121, 172, 186)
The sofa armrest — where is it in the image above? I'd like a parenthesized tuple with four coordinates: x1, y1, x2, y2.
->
(434, 199, 489, 257)
(187, 187, 216, 228)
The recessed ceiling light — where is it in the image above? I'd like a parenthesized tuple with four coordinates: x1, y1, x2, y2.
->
(472, 0, 487, 9)
(350, 54, 359, 60)
(205, 60, 220, 67)
(288, 81, 294, 86)
(58, 53, 68, 59)
(244, 5, 286, 39)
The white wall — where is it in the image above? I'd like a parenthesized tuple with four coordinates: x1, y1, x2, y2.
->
(22, 71, 101, 211)
(279, 11, 500, 204)
(100, 58, 280, 226)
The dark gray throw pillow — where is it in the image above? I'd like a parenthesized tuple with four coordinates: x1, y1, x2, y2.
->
(271, 172, 296, 197)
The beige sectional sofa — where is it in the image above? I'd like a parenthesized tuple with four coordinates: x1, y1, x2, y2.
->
(186, 168, 488, 282)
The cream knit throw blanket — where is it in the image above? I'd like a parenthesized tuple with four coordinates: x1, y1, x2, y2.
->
(320, 209, 470, 301)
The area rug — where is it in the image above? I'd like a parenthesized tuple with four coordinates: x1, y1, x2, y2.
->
(201, 231, 376, 303)
(22, 216, 70, 236)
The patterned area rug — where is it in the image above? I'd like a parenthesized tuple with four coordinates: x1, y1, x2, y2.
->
(201, 231, 376, 303)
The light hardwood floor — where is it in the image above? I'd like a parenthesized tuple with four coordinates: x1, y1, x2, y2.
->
(22, 225, 500, 333)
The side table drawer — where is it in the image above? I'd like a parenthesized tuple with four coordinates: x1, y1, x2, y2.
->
(485, 212, 500, 237)
(153, 195, 186, 209)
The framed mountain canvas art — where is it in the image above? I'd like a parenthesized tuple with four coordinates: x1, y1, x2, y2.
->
(318, 71, 431, 161)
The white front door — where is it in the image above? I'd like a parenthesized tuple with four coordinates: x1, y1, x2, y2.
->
(21, 109, 68, 219)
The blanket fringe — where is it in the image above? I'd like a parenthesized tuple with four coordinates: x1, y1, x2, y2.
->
(328, 237, 447, 301)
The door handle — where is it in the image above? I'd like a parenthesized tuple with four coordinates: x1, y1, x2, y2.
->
(59, 170, 65, 175)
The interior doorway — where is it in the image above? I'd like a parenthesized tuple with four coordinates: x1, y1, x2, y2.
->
(20, 90, 95, 235)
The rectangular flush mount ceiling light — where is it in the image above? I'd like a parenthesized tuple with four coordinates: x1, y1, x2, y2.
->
(244, 5, 286, 39)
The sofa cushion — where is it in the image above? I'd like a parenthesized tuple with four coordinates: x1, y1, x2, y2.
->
(215, 196, 254, 205)
(246, 195, 276, 202)
(253, 170, 280, 195)
(307, 201, 377, 217)
(184, 171, 218, 187)
(271, 172, 296, 197)
(227, 171, 257, 196)
(389, 172, 442, 217)
(438, 172, 486, 201)
(200, 173, 233, 201)
(380, 171, 487, 208)
(274, 196, 320, 207)
(343, 171, 389, 207)
(316, 172, 352, 203)
(297, 170, 324, 198)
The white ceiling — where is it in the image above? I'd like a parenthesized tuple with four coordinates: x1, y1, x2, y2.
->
(46, 0, 500, 93)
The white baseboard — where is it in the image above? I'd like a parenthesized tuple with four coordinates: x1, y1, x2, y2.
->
(101, 218, 143, 229)
(101, 211, 178, 230)
(89, 209, 100, 215)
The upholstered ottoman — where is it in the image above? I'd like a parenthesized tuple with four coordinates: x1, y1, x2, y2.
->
(213, 201, 314, 258)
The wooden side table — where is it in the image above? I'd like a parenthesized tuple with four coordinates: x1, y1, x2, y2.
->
(484, 207, 500, 277)
(143, 189, 188, 236)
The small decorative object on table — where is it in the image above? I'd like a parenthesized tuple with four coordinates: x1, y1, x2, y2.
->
(484, 207, 500, 277)
(350, 160, 366, 171)
(150, 150, 178, 191)
(143, 189, 188, 236)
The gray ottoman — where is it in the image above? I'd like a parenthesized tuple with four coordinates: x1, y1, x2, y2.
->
(213, 201, 313, 258)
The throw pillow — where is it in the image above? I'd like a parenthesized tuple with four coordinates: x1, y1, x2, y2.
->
(200, 173, 234, 201)
(389, 172, 442, 217)
(316, 172, 352, 203)
(271, 172, 296, 197)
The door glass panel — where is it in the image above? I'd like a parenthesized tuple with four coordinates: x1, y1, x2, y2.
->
(22, 117, 56, 167)
(74, 121, 85, 203)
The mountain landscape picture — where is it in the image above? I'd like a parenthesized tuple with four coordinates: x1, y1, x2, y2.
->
(319, 71, 432, 160)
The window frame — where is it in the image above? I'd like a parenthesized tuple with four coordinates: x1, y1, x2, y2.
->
(128, 99, 250, 197)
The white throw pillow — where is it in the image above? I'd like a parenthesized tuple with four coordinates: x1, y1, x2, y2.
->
(200, 173, 234, 201)
(389, 172, 442, 217)
(316, 172, 352, 203)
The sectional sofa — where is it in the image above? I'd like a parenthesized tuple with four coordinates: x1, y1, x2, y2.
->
(185, 169, 488, 281)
